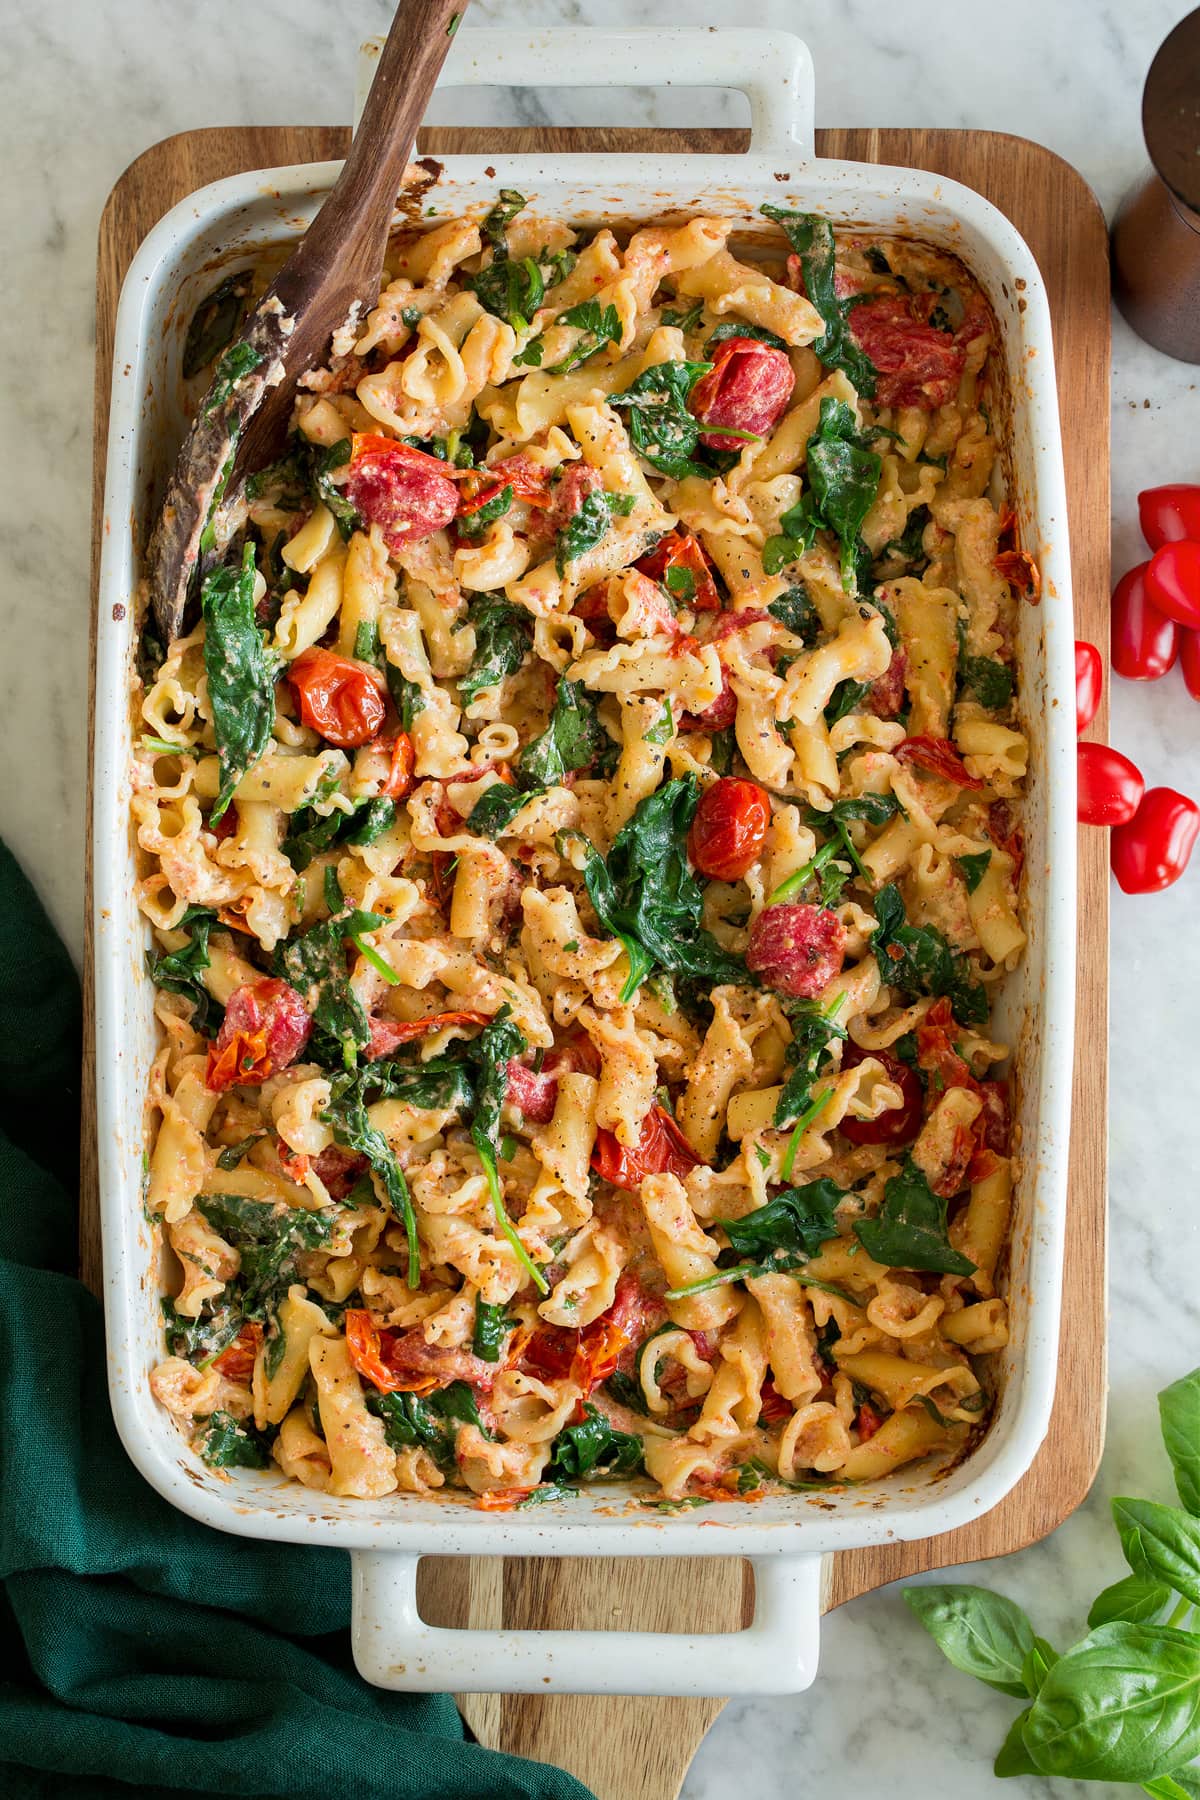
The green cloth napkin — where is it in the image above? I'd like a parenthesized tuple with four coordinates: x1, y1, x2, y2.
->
(0, 843, 592, 1800)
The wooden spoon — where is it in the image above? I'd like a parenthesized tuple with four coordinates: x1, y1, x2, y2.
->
(145, 0, 467, 643)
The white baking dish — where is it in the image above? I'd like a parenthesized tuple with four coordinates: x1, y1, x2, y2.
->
(94, 27, 1077, 1698)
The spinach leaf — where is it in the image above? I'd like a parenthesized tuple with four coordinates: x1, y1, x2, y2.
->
(201, 544, 278, 822)
(466, 783, 542, 838)
(762, 489, 821, 575)
(870, 883, 988, 1027)
(805, 397, 884, 592)
(322, 1069, 421, 1282)
(645, 700, 674, 746)
(957, 850, 992, 894)
(216, 1134, 264, 1172)
(759, 204, 878, 395)
(183, 272, 251, 379)
(469, 192, 546, 330)
(277, 909, 384, 1056)
(823, 678, 873, 726)
(1022, 1623, 1200, 1782)
(718, 1179, 843, 1261)
(1161, 1369, 1200, 1516)
(883, 503, 931, 568)
(204, 341, 263, 415)
(466, 1008, 548, 1294)
(161, 1296, 240, 1363)
(853, 1159, 976, 1275)
(369, 1379, 494, 1467)
(661, 297, 705, 332)
(582, 775, 748, 1001)
(194, 1193, 338, 1321)
(459, 592, 534, 705)
(473, 1299, 510, 1363)
(773, 997, 848, 1128)
(196, 1409, 270, 1470)
(386, 662, 425, 733)
(817, 792, 900, 828)
(904, 1584, 1036, 1698)
(364, 1053, 476, 1116)
(147, 905, 224, 1034)
(1088, 1574, 1173, 1630)
(519, 678, 616, 787)
(549, 1403, 644, 1479)
(311, 437, 361, 540)
(555, 489, 636, 575)
(481, 189, 527, 253)
(704, 320, 787, 353)
(611, 360, 714, 478)
(1113, 1498, 1200, 1608)
(283, 796, 396, 871)
(960, 654, 1014, 709)
(546, 299, 622, 373)
(456, 484, 514, 539)
(768, 585, 821, 644)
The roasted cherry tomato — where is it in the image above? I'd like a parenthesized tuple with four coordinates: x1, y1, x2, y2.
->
(867, 646, 908, 719)
(213, 1322, 263, 1384)
(688, 338, 795, 452)
(1075, 640, 1103, 733)
(344, 1309, 437, 1395)
(687, 777, 771, 881)
(1144, 540, 1200, 631)
(994, 510, 1041, 602)
(1111, 563, 1179, 681)
(457, 453, 554, 517)
(504, 1059, 559, 1124)
(838, 1041, 925, 1146)
(856, 1403, 885, 1440)
(365, 1009, 490, 1061)
(1182, 630, 1200, 701)
(896, 735, 984, 788)
(591, 1105, 703, 1191)
(287, 646, 387, 748)
(1111, 787, 1200, 894)
(205, 978, 312, 1092)
(746, 902, 846, 999)
(311, 1145, 369, 1199)
(847, 295, 965, 409)
(636, 528, 721, 612)
(344, 433, 459, 550)
(381, 731, 415, 800)
(1077, 741, 1144, 827)
(1138, 484, 1200, 551)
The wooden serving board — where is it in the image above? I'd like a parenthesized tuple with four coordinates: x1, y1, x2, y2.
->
(85, 122, 1110, 1800)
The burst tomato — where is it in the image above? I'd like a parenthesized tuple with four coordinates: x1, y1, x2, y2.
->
(847, 295, 965, 409)
(381, 731, 415, 800)
(344, 433, 459, 549)
(687, 777, 771, 881)
(365, 1010, 490, 1060)
(1077, 741, 1144, 827)
(1138, 484, 1200, 551)
(1111, 563, 1178, 680)
(287, 647, 387, 748)
(896, 736, 983, 788)
(838, 1041, 924, 1146)
(635, 529, 721, 611)
(458, 453, 555, 517)
(687, 338, 795, 452)
(205, 978, 312, 1091)
(746, 902, 846, 999)
(591, 1105, 703, 1191)
(344, 1310, 438, 1396)
(213, 1322, 263, 1384)
(1145, 540, 1200, 631)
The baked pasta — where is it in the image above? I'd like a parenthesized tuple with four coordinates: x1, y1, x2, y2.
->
(132, 194, 1036, 1507)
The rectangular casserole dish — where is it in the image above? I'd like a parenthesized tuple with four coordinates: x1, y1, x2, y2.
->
(94, 26, 1077, 1697)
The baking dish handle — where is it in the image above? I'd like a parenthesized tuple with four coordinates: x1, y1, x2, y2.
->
(350, 1549, 821, 1695)
(357, 27, 816, 158)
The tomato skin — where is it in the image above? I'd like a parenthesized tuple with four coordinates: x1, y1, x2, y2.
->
(287, 647, 387, 747)
(896, 735, 984, 788)
(688, 339, 795, 452)
(1182, 630, 1200, 701)
(847, 295, 965, 409)
(1111, 787, 1200, 894)
(635, 529, 721, 612)
(1138, 484, 1200, 551)
(687, 778, 771, 881)
(838, 1042, 925, 1146)
(205, 978, 312, 1091)
(1076, 741, 1144, 827)
(746, 903, 846, 999)
(365, 1009, 490, 1060)
(214, 1322, 263, 1384)
(1144, 540, 1200, 631)
(504, 1059, 559, 1124)
(1074, 640, 1102, 733)
(1111, 563, 1179, 680)
(458, 453, 554, 516)
(591, 1105, 703, 1190)
(345, 433, 459, 549)
(381, 731, 415, 800)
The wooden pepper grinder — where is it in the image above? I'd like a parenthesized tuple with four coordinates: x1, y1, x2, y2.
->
(1112, 6, 1200, 360)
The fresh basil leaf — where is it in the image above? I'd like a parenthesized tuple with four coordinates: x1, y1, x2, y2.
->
(549, 1402, 644, 1479)
(459, 592, 534, 705)
(147, 905, 224, 1035)
(993, 1708, 1039, 1778)
(960, 654, 1014, 710)
(1144, 1770, 1200, 1800)
(519, 678, 616, 787)
(201, 545, 278, 822)
(958, 850, 992, 894)
(582, 774, 747, 1000)
(854, 1159, 976, 1275)
(1114, 1498, 1200, 1607)
(903, 1583, 1036, 1697)
(611, 360, 713, 478)
(1089, 1574, 1174, 1629)
(196, 1409, 270, 1469)
(472, 1299, 510, 1363)
(1023, 1623, 1200, 1782)
(759, 205, 878, 395)
(704, 320, 788, 352)
(1022, 1637, 1061, 1697)
(204, 340, 263, 415)
(768, 585, 821, 644)
(1161, 1371, 1200, 1516)
(871, 883, 988, 1027)
(183, 273, 251, 379)
(719, 1180, 843, 1260)
(547, 299, 622, 373)
(466, 783, 542, 838)
(555, 489, 636, 575)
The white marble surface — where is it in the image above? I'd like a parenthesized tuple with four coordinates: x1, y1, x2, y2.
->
(5, 1, 1200, 1794)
